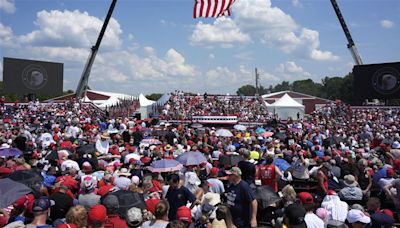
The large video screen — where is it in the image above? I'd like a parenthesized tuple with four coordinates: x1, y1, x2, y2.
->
(3, 57, 63, 97)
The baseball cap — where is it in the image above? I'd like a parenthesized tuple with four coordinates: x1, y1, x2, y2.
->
(32, 196, 55, 212)
(88, 205, 107, 223)
(285, 204, 307, 228)
(176, 206, 192, 224)
(347, 209, 371, 224)
(198, 180, 213, 188)
(210, 167, 219, 176)
(126, 207, 143, 227)
(226, 167, 242, 176)
(145, 198, 160, 215)
(298, 192, 314, 205)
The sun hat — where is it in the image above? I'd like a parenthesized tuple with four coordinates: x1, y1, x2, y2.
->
(343, 174, 358, 187)
(347, 209, 371, 224)
(115, 168, 131, 177)
(203, 192, 221, 206)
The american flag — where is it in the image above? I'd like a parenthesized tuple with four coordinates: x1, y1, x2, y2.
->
(193, 0, 237, 18)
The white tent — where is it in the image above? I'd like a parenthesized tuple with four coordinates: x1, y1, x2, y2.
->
(268, 93, 305, 120)
(139, 93, 156, 107)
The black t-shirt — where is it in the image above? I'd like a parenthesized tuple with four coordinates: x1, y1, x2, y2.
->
(50, 192, 74, 221)
(226, 180, 255, 227)
(166, 186, 195, 221)
(238, 160, 256, 185)
(165, 131, 176, 145)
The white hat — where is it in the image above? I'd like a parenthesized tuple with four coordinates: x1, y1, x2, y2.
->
(203, 193, 221, 206)
(392, 141, 400, 149)
(347, 209, 371, 224)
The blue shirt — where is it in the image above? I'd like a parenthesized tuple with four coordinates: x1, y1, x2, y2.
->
(166, 186, 195, 221)
(226, 180, 255, 227)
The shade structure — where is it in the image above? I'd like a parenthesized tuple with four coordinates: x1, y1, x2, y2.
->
(176, 151, 207, 166)
(268, 93, 305, 120)
(0, 147, 22, 157)
(215, 129, 233, 137)
(0, 178, 32, 208)
(148, 159, 183, 173)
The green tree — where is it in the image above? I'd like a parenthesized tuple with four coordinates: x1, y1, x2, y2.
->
(321, 76, 344, 100)
(271, 81, 291, 92)
(292, 79, 322, 97)
(146, 93, 163, 101)
(236, 85, 257, 96)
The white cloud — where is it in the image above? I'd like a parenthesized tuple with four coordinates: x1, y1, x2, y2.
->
(276, 61, 312, 80)
(190, 0, 338, 61)
(381, 19, 395, 29)
(128, 33, 134, 40)
(0, 0, 15, 14)
(208, 53, 215, 59)
(18, 10, 122, 51)
(0, 23, 17, 48)
(190, 17, 251, 48)
(0, 9, 198, 93)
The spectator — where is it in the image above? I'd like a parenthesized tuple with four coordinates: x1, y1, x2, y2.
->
(65, 205, 88, 228)
(339, 174, 363, 200)
(258, 155, 282, 192)
(207, 167, 225, 194)
(88, 205, 107, 228)
(50, 185, 74, 221)
(165, 174, 197, 221)
(283, 204, 307, 228)
(27, 197, 54, 228)
(237, 150, 256, 186)
(102, 194, 128, 227)
(225, 167, 257, 227)
(346, 209, 371, 228)
(142, 200, 170, 228)
(298, 192, 324, 228)
(126, 207, 143, 228)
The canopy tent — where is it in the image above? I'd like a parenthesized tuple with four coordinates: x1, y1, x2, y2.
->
(139, 93, 156, 107)
(268, 93, 304, 120)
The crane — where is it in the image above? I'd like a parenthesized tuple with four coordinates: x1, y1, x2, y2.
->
(330, 0, 363, 65)
(75, 0, 118, 100)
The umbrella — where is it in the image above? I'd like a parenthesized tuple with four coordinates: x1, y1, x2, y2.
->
(274, 132, 287, 140)
(176, 151, 207, 166)
(6, 170, 43, 193)
(0, 147, 22, 157)
(219, 154, 244, 166)
(273, 158, 291, 171)
(152, 130, 167, 137)
(323, 136, 344, 146)
(215, 129, 233, 137)
(140, 138, 161, 145)
(0, 178, 32, 208)
(262, 132, 274, 138)
(234, 124, 247, 131)
(148, 159, 183, 173)
(191, 123, 203, 129)
(106, 190, 146, 218)
(76, 144, 97, 155)
(254, 185, 281, 209)
(255, 127, 266, 134)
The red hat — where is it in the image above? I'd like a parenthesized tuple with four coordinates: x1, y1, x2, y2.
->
(381, 209, 394, 219)
(387, 168, 395, 177)
(145, 198, 160, 215)
(57, 224, 77, 228)
(210, 167, 219, 176)
(176, 206, 192, 224)
(298, 192, 314, 205)
(327, 190, 336, 195)
(97, 185, 114, 197)
(13, 194, 34, 209)
(88, 205, 107, 223)
(140, 156, 151, 164)
(394, 159, 400, 169)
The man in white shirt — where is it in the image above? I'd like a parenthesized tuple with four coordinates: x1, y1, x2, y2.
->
(298, 192, 325, 228)
(291, 152, 310, 180)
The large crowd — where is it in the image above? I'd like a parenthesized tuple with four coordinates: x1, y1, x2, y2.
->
(0, 98, 400, 228)
(159, 92, 270, 122)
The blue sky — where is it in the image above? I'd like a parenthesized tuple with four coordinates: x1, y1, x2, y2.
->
(0, 0, 399, 95)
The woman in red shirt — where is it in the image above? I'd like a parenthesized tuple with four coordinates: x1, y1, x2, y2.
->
(258, 156, 283, 192)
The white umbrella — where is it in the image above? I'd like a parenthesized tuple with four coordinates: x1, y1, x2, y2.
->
(234, 124, 247, 131)
(215, 129, 234, 137)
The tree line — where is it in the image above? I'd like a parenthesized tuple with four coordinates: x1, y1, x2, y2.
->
(236, 73, 356, 104)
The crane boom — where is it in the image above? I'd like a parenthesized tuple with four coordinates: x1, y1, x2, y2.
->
(75, 0, 117, 100)
(330, 0, 363, 65)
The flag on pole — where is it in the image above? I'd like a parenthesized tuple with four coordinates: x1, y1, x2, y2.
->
(193, 0, 237, 18)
